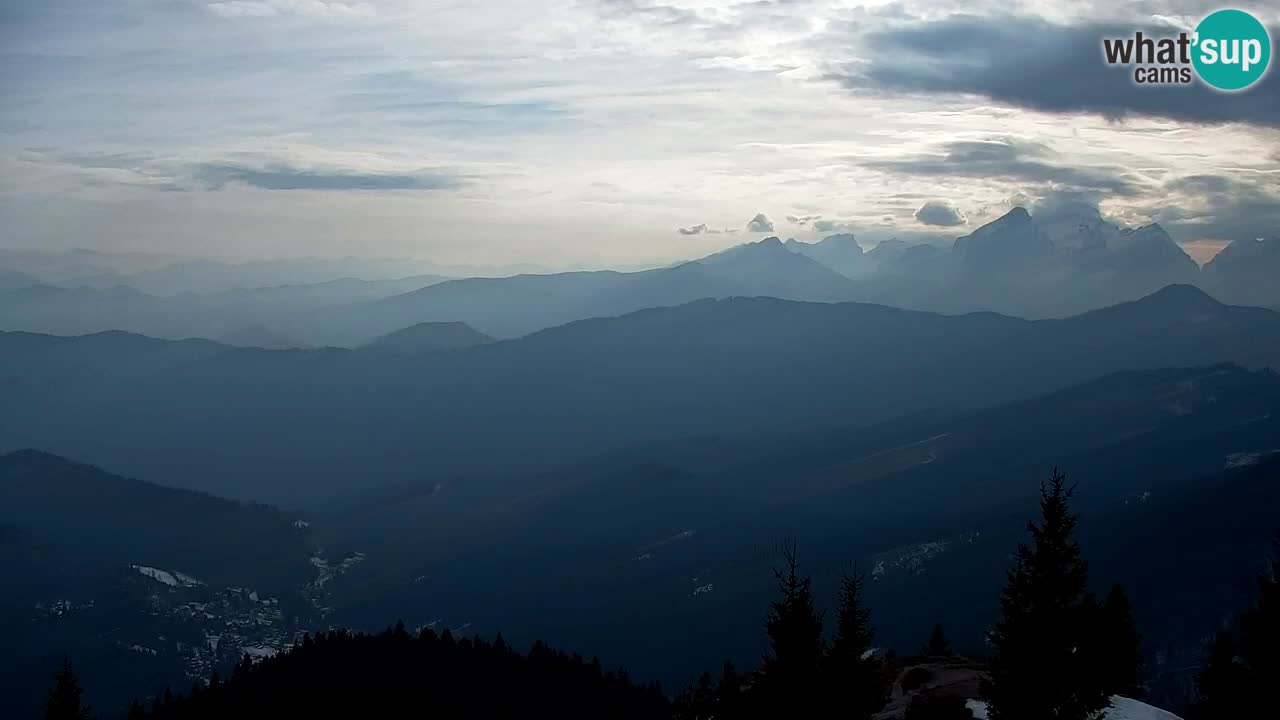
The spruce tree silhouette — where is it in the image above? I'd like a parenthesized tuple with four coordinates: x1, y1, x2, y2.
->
(1237, 535, 1279, 696)
(985, 468, 1109, 720)
(759, 538, 824, 717)
(44, 656, 92, 720)
(825, 567, 884, 719)
(921, 624, 953, 658)
(1190, 534, 1280, 718)
(1097, 584, 1143, 697)
(1189, 630, 1249, 719)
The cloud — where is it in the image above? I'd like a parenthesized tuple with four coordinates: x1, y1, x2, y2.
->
(595, 0, 708, 28)
(786, 214, 821, 225)
(1155, 174, 1280, 243)
(866, 137, 1144, 196)
(194, 162, 461, 191)
(746, 213, 774, 232)
(206, 1, 376, 19)
(51, 151, 155, 171)
(813, 219, 858, 233)
(914, 200, 966, 227)
(30, 150, 463, 194)
(677, 223, 707, 235)
(1030, 190, 1109, 221)
(834, 14, 1280, 128)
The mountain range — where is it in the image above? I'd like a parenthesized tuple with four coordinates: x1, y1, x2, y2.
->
(249, 206, 1231, 344)
(297, 359, 1278, 711)
(1, 284, 1277, 503)
(0, 275, 453, 348)
(290, 236, 857, 345)
(5, 207, 1274, 348)
(4, 361, 1276, 716)
(4, 210, 1279, 718)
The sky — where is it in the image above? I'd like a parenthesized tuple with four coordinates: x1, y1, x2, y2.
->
(1, 0, 1277, 268)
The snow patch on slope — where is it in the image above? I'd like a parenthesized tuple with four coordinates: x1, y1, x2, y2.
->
(966, 697, 1181, 720)
(1225, 449, 1280, 469)
(132, 565, 204, 588)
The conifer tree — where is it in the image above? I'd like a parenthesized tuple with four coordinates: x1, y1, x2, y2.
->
(921, 624, 952, 658)
(1237, 536, 1279, 690)
(717, 661, 744, 718)
(1188, 630, 1249, 719)
(1095, 584, 1143, 697)
(44, 657, 92, 720)
(985, 469, 1109, 720)
(673, 671, 717, 720)
(824, 567, 884, 719)
(759, 539, 824, 716)
(1190, 535, 1280, 718)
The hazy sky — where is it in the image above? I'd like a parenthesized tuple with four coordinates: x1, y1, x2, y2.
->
(1, 0, 1277, 267)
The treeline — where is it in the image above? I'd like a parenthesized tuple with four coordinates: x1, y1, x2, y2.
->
(1186, 536, 1280, 718)
(119, 624, 668, 719)
(44, 470, 1280, 719)
(670, 470, 1146, 719)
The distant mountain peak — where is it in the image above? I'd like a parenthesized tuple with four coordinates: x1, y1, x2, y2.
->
(697, 236, 800, 266)
(954, 206, 1051, 265)
(1208, 235, 1280, 264)
(790, 232, 860, 249)
(963, 207, 1036, 239)
(1120, 223, 1174, 243)
(1136, 283, 1223, 311)
(781, 233, 867, 278)
(867, 238, 907, 254)
(785, 233, 860, 249)
(1107, 224, 1198, 272)
(1035, 203, 1116, 254)
(364, 321, 493, 352)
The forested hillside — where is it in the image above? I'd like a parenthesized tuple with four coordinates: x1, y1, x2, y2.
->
(42, 469, 1278, 719)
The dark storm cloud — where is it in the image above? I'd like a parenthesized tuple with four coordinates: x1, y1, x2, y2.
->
(866, 137, 1145, 195)
(194, 163, 462, 191)
(833, 14, 1280, 128)
(747, 213, 775, 232)
(914, 200, 966, 226)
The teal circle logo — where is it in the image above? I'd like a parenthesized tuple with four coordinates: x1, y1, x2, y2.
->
(1192, 9, 1271, 91)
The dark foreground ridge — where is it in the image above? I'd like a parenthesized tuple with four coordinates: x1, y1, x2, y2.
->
(125, 624, 668, 720)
